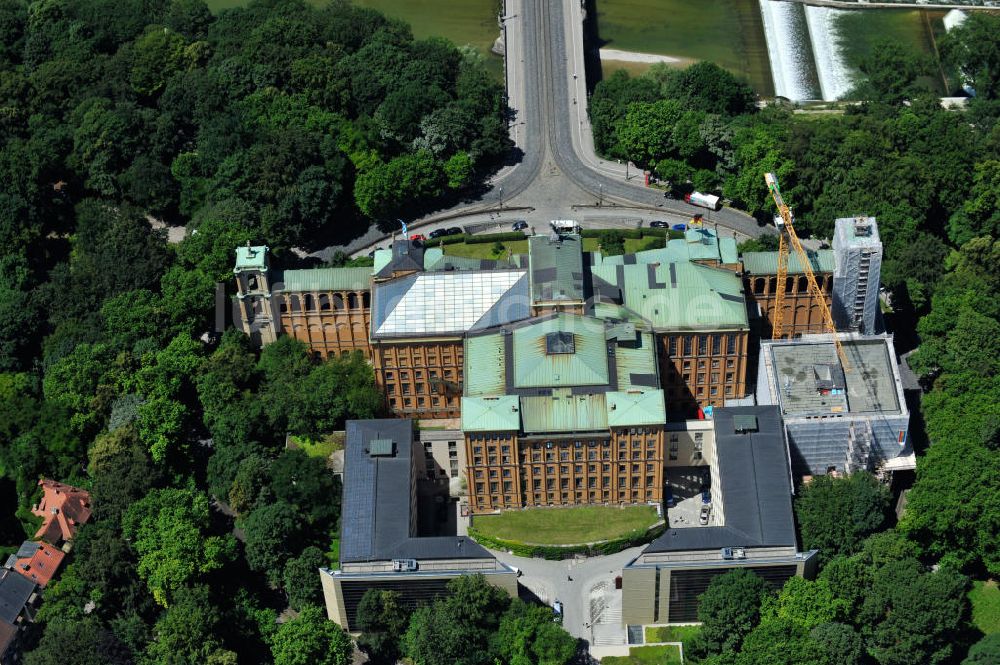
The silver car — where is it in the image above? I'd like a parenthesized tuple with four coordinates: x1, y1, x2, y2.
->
(699, 504, 712, 526)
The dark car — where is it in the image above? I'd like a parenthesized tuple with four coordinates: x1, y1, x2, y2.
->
(649, 220, 669, 228)
(671, 223, 688, 232)
(446, 227, 463, 236)
(665, 486, 676, 508)
(512, 220, 529, 231)
(428, 228, 449, 239)
(701, 489, 711, 504)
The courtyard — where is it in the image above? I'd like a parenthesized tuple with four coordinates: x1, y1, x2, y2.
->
(472, 504, 660, 545)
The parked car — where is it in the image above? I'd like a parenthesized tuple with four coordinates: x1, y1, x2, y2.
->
(649, 220, 669, 228)
(701, 489, 711, 504)
(428, 228, 449, 239)
(665, 486, 676, 508)
(552, 600, 563, 623)
(367, 249, 376, 258)
(699, 504, 712, 526)
(671, 224, 688, 232)
(409, 233, 426, 243)
(512, 220, 529, 231)
(446, 227, 463, 236)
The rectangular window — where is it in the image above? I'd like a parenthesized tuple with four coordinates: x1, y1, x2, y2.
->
(726, 372, 734, 383)
(711, 373, 719, 383)
(727, 335, 737, 354)
(668, 337, 677, 356)
(698, 335, 708, 355)
(683, 336, 692, 355)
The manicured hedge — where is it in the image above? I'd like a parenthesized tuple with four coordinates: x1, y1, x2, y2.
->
(468, 521, 666, 560)
(464, 231, 528, 244)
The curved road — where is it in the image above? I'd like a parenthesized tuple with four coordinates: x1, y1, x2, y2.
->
(332, 0, 770, 259)
(525, 0, 767, 237)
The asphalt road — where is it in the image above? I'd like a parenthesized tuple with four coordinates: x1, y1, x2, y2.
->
(533, 0, 768, 238)
(331, 0, 773, 260)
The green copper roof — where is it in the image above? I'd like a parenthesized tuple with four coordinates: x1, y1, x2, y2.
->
(606, 390, 666, 427)
(742, 250, 835, 275)
(591, 262, 747, 331)
(520, 390, 608, 433)
(528, 234, 585, 304)
(234, 245, 268, 272)
(465, 334, 506, 397)
(614, 331, 659, 390)
(373, 248, 392, 274)
(281, 267, 370, 292)
(423, 247, 443, 268)
(461, 396, 521, 431)
(720, 237, 738, 264)
(513, 315, 609, 388)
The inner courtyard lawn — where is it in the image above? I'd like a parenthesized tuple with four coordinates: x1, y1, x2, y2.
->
(473, 505, 659, 545)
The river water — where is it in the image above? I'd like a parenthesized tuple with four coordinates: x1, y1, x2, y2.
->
(597, 0, 942, 102)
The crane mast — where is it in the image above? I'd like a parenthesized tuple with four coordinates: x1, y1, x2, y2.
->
(763, 173, 849, 370)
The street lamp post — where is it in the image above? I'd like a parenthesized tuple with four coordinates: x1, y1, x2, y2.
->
(625, 161, 630, 181)
(499, 186, 503, 212)
(599, 184, 603, 207)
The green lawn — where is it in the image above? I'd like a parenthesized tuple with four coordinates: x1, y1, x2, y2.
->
(441, 234, 663, 260)
(287, 433, 343, 459)
(645, 624, 701, 653)
(602, 644, 682, 665)
(970, 580, 1000, 635)
(473, 505, 659, 545)
(443, 239, 528, 259)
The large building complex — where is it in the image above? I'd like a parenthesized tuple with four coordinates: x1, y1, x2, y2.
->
(320, 419, 517, 631)
(235, 218, 905, 518)
(622, 406, 818, 624)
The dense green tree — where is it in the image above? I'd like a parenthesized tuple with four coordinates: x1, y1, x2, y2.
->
(794, 472, 891, 562)
(963, 633, 1000, 665)
(403, 574, 512, 665)
(761, 577, 847, 631)
(809, 622, 864, 665)
(24, 617, 132, 665)
(860, 559, 969, 665)
(268, 449, 340, 527)
(941, 12, 1000, 100)
(690, 569, 771, 657)
(270, 605, 353, 665)
(144, 584, 236, 665)
(282, 546, 326, 611)
(122, 488, 236, 605)
(494, 599, 577, 665)
(238, 500, 304, 586)
(356, 589, 410, 664)
(853, 39, 932, 105)
(657, 61, 757, 116)
(733, 617, 830, 665)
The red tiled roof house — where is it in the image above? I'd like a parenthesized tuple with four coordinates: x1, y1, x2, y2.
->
(3, 542, 65, 589)
(31, 480, 92, 547)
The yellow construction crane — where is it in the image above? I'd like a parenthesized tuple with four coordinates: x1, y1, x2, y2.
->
(763, 172, 849, 370)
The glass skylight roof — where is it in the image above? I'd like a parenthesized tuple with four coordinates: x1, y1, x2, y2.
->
(373, 270, 527, 336)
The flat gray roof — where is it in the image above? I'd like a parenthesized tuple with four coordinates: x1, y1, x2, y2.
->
(340, 419, 492, 564)
(768, 339, 901, 416)
(645, 406, 797, 553)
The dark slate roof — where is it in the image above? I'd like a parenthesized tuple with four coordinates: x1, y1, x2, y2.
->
(645, 406, 797, 553)
(0, 570, 35, 625)
(375, 240, 425, 278)
(340, 419, 492, 564)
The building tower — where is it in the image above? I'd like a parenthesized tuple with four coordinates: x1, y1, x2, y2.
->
(234, 244, 280, 346)
(832, 216, 882, 334)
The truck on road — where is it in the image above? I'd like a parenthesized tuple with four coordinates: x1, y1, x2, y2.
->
(684, 191, 720, 210)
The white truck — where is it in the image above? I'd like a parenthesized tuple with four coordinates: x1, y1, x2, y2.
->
(684, 191, 720, 210)
(550, 219, 580, 233)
